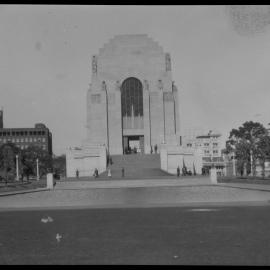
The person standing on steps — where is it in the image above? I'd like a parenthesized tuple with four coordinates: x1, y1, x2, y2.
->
(76, 169, 79, 178)
(154, 144, 158, 154)
(108, 168, 112, 178)
(94, 168, 99, 178)
(177, 166, 180, 177)
(121, 167, 125, 178)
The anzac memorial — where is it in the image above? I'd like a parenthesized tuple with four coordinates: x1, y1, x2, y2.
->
(66, 34, 201, 177)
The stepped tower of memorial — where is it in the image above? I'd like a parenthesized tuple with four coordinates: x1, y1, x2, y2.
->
(87, 34, 180, 155)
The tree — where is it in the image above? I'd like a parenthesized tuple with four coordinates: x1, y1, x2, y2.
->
(0, 143, 20, 183)
(256, 135, 270, 178)
(21, 145, 52, 180)
(52, 154, 66, 178)
(226, 121, 269, 176)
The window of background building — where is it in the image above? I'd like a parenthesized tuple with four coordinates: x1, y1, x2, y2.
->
(213, 143, 218, 147)
(42, 138, 45, 142)
(33, 131, 37, 135)
(16, 132, 19, 136)
(29, 138, 32, 142)
(12, 132, 15, 136)
(21, 145, 24, 149)
(7, 132, 10, 136)
(42, 131, 45, 135)
(38, 131, 41, 135)
(20, 138, 24, 142)
(30, 131, 32, 135)
(42, 145, 46, 150)
(204, 143, 209, 146)
(16, 138, 19, 142)
(20, 131, 24, 136)
(213, 150, 218, 154)
(3, 132, 6, 136)
(33, 138, 37, 142)
(25, 138, 28, 142)
(12, 138, 15, 143)
(0, 133, 2, 136)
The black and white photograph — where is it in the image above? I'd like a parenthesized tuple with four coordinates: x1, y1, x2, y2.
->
(1, 5, 270, 265)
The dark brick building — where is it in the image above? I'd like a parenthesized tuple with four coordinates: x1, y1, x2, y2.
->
(0, 110, 52, 155)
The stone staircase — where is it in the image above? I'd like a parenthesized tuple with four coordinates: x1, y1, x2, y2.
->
(99, 154, 172, 179)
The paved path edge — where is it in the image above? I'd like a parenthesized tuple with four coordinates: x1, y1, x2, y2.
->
(0, 187, 50, 197)
(0, 200, 269, 212)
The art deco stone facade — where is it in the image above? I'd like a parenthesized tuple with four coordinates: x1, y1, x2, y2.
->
(86, 34, 180, 155)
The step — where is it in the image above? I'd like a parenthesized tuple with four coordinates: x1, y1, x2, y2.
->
(99, 154, 168, 179)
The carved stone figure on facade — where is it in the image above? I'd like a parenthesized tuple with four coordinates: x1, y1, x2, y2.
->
(92, 55, 97, 75)
(143, 80, 149, 91)
(158, 79, 163, 91)
(102, 81, 107, 91)
(165, 53, 171, 71)
(115, 80, 121, 91)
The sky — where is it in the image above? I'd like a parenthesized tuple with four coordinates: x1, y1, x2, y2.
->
(0, 5, 270, 155)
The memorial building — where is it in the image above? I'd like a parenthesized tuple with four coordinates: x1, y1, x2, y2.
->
(66, 35, 201, 177)
(87, 34, 180, 155)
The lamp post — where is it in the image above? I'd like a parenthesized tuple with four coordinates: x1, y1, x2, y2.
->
(36, 158, 39, 181)
(15, 154, 19, 181)
(102, 81, 110, 159)
(144, 80, 152, 152)
(209, 131, 214, 169)
(232, 151, 236, 177)
(209, 132, 217, 184)
(158, 80, 166, 144)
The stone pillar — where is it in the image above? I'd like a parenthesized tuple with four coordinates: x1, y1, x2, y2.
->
(47, 173, 54, 189)
(210, 167, 217, 184)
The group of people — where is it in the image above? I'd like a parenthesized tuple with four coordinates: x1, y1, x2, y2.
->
(150, 144, 158, 154)
(201, 167, 210, 175)
(75, 168, 99, 178)
(176, 166, 194, 177)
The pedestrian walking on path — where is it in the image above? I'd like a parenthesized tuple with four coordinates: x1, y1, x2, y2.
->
(108, 169, 111, 178)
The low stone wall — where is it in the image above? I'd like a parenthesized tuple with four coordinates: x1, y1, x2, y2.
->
(66, 145, 106, 178)
(160, 145, 203, 175)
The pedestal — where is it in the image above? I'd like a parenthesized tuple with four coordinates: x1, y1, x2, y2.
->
(46, 173, 54, 189)
(210, 167, 217, 184)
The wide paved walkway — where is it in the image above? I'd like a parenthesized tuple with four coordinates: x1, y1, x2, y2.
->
(0, 177, 270, 210)
(55, 176, 212, 189)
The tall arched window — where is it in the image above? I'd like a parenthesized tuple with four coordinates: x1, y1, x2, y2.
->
(121, 77, 143, 117)
(121, 77, 143, 129)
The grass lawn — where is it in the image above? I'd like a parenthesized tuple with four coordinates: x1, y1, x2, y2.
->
(0, 178, 47, 193)
(218, 176, 270, 185)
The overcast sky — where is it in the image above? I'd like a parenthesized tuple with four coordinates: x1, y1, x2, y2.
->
(1, 5, 270, 155)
